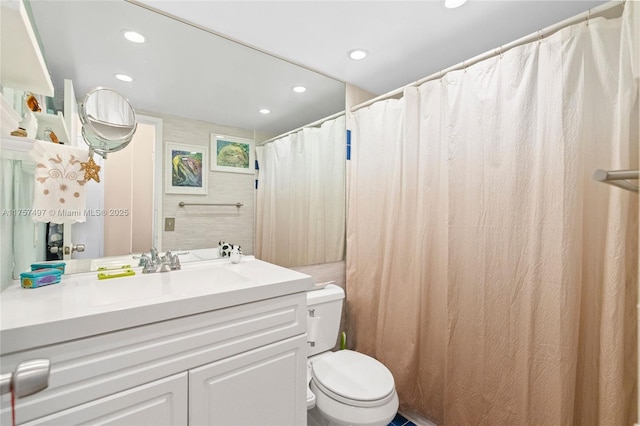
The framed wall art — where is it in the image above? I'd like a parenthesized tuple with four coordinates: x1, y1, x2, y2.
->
(165, 143, 208, 194)
(210, 134, 255, 174)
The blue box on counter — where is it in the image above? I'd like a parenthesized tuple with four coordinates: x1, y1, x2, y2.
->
(20, 268, 63, 289)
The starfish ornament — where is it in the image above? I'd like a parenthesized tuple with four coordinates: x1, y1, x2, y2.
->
(80, 156, 101, 183)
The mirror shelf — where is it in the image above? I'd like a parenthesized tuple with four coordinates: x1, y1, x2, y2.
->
(1, 135, 38, 158)
(33, 112, 70, 144)
(1, 85, 71, 145)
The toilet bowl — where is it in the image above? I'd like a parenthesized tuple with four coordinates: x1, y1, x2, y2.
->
(306, 285, 398, 426)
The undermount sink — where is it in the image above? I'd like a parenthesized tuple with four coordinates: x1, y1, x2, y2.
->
(177, 251, 210, 263)
(189, 248, 222, 261)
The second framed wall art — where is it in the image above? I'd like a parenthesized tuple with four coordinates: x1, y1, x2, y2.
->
(210, 135, 255, 174)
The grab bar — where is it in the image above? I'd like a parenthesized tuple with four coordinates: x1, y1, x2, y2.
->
(593, 169, 639, 193)
(178, 202, 243, 208)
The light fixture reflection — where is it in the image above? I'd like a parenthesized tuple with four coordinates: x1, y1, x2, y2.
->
(444, 0, 468, 8)
(115, 74, 133, 82)
(348, 49, 368, 60)
(123, 30, 145, 43)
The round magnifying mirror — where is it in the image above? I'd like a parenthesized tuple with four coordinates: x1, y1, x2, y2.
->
(79, 87, 137, 156)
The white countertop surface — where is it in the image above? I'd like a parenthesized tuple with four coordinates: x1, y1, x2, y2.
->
(0, 256, 313, 354)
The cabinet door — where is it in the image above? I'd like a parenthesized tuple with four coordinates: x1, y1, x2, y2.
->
(25, 373, 187, 426)
(189, 335, 307, 426)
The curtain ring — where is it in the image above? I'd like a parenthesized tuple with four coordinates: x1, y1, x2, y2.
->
(463, 61, 467, 73)
(538, 30, 543, 44)
(586, 9, 590, 26)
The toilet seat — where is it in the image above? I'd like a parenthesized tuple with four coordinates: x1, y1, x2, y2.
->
(307, 362, 316, 409)
(311, 350, 395, 408)
(310, 377, 399, 426)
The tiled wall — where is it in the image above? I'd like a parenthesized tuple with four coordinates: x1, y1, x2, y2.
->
(291, 260, 345, 289)
(139, 110, 257, 254)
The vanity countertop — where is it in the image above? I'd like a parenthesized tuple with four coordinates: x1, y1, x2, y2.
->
(0, 256, 313, 354)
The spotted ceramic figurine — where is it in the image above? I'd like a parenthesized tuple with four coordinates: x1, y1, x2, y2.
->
(219, 240, 242, 258)
(229, 247, 242, 264)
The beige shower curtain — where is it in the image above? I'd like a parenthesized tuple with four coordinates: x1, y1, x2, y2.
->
(256, 115, 345, 267)
(347, 5, 639, 425)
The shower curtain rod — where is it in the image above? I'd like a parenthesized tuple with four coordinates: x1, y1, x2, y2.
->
(257, 110, 345, 146)
(351, 0, 625, 112)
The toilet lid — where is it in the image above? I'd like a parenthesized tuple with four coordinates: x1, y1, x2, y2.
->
(311, 350, 395, 407)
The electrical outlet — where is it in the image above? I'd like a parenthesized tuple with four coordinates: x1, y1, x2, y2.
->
(165, 217, 175, 232)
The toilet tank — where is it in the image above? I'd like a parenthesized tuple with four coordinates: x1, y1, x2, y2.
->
(306, 284, 344, 357)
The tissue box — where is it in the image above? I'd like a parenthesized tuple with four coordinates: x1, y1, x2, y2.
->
(20, 268, 63, 289)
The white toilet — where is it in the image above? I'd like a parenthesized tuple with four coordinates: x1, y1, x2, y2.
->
(306, 284, 399, 426)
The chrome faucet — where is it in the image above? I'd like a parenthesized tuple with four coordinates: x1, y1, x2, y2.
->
(158, 250, 181, 272)
(138, 248, 181, 273)
(149, 247, 159, 264)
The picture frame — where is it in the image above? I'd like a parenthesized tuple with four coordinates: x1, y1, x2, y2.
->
(165, 143, 208, 195)
(210, 134, 255, 174)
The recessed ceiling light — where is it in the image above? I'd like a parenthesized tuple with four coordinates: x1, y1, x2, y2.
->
(444, 0, 468, 8)
(115, 74, 133, 82)
(259, 109, 271, 114)
(293, 86, 307, 93)
(123, 30, 145, 43)
(348, 49, 368, 60)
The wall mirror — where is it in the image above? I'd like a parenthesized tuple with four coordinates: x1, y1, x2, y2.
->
(2, 0, 345, 279)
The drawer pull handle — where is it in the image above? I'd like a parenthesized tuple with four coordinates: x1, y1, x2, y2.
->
(0, 359, 51, 398)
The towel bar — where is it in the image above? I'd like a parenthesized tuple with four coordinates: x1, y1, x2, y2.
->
(178, 202, 243, 208)
(593, 169, 639, 193)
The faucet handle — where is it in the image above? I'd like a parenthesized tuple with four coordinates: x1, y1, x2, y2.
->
(137, 253, 150, 267)
(149, 247, 159, 262)
(139, 255, 157, 273)
(170, 254, 181, 270)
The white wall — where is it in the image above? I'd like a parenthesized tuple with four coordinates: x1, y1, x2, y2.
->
(103, 122, 155, 256)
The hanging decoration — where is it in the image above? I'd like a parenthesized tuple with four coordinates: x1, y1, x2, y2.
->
(80, 154, 101, 183)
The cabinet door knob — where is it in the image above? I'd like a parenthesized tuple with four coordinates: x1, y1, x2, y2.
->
(0, 359, 51, 398)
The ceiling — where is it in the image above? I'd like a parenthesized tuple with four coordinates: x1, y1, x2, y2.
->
(28, 0, 609, 138)
(138, 0, 610, 95)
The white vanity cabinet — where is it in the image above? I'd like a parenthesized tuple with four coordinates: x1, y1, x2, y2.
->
(0, 258, 312, 425)
(23, 336, 306, 426)
(189, 336, 305, 425)
(24, 373, 189, 426)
